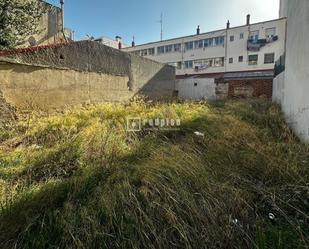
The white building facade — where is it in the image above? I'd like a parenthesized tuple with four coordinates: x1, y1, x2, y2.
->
(273, 0, 309, 143)
(123, 16, 286, 79)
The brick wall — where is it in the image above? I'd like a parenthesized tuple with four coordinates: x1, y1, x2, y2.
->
(227, 79, 273, 98)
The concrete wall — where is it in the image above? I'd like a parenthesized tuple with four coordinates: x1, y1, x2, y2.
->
(274, 0, 309, 142)
(0, 62, 131, 110)
(176, 78, 216, 100)
(0, 41, 175, 111)
(272, 72, 285, 104)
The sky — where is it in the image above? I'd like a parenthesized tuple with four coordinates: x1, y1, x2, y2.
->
(45, 0, 280, 45)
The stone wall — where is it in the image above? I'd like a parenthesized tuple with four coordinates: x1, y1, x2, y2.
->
(0, 41, 175, 111)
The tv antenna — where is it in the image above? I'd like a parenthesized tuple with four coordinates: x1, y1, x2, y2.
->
(158, 13, 163, 41)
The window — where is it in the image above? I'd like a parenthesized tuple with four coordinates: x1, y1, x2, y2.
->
(185, 41, 194, 50)
(229, 57, 233, 64)
(249, 31, 259, 41)
(141, 49, 148, 56)
(230, 35, 234, 42)
(205, 59, 213, 67)
(184, 60, 193, 69)
(248, 54, 258, 65)
(204, 39, 210, 47)
(194, 82, 198, 87)
(265, 28, 276, 38)
(219, 36, 225, 45)
(194, 40, 199, 49)
(204, 38, 213, 47)
(238, 56, 243, 62)
(174, 43, 181, 52)
(264, 53, 275, 64)
(240, 33, 244, 39)
(204, 38, 213, 48)
(148, 48, 155, 55)
(196, 40, 203, 48)
(165, 45, 173, 53)
(214, 57, 224, 67)
(215, 37, 220, 46)
(157, 46, 165, 55)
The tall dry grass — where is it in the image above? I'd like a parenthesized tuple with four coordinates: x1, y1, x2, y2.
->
(0, 99, 308, 249)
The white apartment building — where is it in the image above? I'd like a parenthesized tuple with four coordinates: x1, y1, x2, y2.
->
(123, 15, 286, 79)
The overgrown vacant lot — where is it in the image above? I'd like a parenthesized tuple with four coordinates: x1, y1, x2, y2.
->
(0, 99, 308, 249)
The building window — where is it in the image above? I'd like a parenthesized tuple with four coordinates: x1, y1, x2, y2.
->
(238, 56, 243, 62)
(265, 28, 276, 38)
(215, 37, 220, 46)
(249, 31, 259, 41)
(141, 49, 148, 56)
(264, 53, 275, 64)
(184, 60, 193, 69)
(230, 35, 234, 42)
(204, 38, 213, 47)
(196, 40, 204, 48)
(157, 46, 165, 55)
(185, 41, 194, 50)
(174, 43, 181, 52)
(205, 59, 213, 67)
(240, 33, 244, 39)
(148, 48, 155, 55)
(214, 57, 224, 67)
(248, 54, 258, 65)
(229, 57, 233, 64)
(165, 45, 173, 53)
(219, 36, 225, 45)
(194, 82, 198, 87)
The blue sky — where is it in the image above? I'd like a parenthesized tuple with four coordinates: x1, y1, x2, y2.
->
(46, 0, 280, 45)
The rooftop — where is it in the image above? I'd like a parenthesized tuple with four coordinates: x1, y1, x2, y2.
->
(124, 17, 287, 49)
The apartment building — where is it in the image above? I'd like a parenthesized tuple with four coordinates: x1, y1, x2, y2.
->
(123, 15, 287, 98)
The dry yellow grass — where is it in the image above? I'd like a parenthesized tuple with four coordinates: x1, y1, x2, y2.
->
(0, 99, 308, 249)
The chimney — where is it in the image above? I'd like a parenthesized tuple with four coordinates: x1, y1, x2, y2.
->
(226, 20, 230, 29)
(246, 14, 251, 25)
(197, 25, 200, 35)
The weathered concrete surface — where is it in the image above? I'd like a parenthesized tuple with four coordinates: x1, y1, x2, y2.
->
(0, 41, 176, 111)
(0, 90, 16, 127)
(276, 0, 309, 142)
(7, 41, 132, 76)
(0, 62, 131, 110)
(176, 78, 216, 100)
(130, 55, 176, 98)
